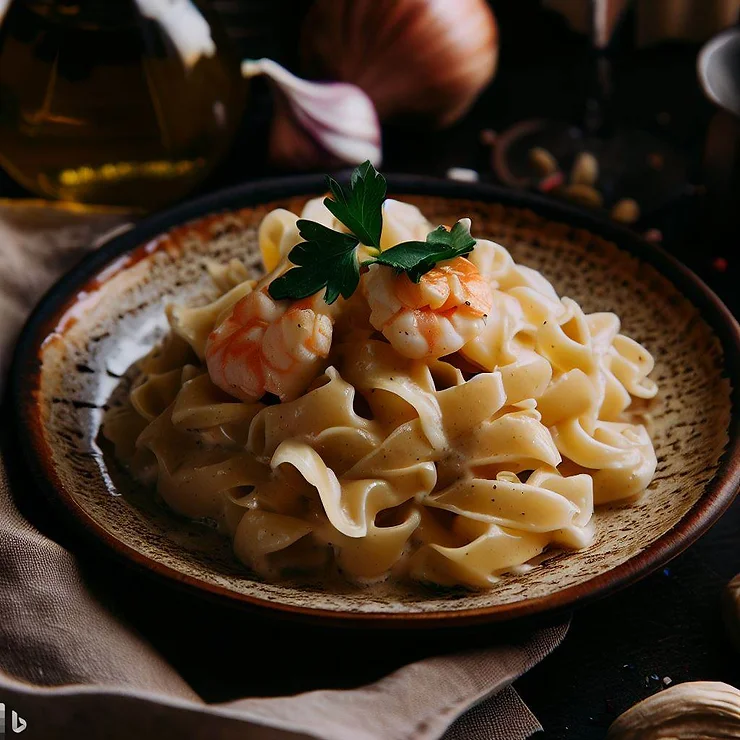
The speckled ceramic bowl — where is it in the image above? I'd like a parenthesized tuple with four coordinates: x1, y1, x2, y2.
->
(11, 175, 740, 628)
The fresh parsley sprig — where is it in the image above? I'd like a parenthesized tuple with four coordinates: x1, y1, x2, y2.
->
(267, 220, 360, 304)
(365, 220, 476, 283)
(267, 161, 477, 304)
(324, 160, 386, 248)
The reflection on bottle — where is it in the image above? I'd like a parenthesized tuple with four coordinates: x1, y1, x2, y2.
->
(0, 0, 246, 208)
(135, 0, 215, 70)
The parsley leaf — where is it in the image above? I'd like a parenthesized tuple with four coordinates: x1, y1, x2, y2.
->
(324, 160, 386, 247)
(267, 220, 360, 305)
(367, 218, 476, 282)
(265, 164, 478, 305)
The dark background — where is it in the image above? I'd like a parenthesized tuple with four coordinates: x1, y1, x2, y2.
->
(4, 1, 740, 738)
(211, 0, 739, 317)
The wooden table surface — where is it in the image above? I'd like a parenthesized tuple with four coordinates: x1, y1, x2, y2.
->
(4, 2, 740, 738)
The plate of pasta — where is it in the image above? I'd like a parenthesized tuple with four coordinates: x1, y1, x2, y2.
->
(11, 164, 740, 626)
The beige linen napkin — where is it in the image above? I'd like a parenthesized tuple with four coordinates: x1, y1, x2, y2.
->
(0, 201, 568, 740)
(0, 200, 131, 386)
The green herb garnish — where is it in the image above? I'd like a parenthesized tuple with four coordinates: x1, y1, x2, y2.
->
(324, 160, 386, 248)
(267, 161, 477, 304)
(268, 220, 360, 305)
(367, 220, 476, 283)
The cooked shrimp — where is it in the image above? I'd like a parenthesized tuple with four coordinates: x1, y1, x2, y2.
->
(205, 287, 333, 402)
(363, 256, 493, 360)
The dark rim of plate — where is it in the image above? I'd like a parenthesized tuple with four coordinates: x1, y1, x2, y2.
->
(9, 174, 740, 629)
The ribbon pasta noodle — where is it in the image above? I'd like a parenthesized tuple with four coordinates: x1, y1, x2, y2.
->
(103, 197, 658, 589)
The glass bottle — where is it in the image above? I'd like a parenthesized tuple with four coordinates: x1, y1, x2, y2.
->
(0, 0, 247, 209)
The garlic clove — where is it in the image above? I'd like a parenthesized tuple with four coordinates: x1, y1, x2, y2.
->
(242, 58, 382, 171)
(607, 681, 740, 739)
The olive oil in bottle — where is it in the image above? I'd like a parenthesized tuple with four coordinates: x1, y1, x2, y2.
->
(0, 0, 247, 208)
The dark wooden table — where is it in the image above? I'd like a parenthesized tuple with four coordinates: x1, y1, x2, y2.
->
(4, 2, 740, 738)
(385, 10, 740, 734)
(487, 10, 740, 736)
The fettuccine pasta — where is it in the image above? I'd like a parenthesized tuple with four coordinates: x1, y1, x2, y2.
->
(104, 197, 658, 589)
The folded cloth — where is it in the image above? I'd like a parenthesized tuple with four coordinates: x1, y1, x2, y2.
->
(0, 200, 130, 389)
(0, 200, 568, 740)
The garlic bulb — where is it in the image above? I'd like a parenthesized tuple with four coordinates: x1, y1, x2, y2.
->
(607, 681, 740, 739)
(300, 0, 499, 128)
(242, 58, 381, 171)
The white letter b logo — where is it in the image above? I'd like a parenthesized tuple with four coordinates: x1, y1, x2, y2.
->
(11, 711, 26, 734)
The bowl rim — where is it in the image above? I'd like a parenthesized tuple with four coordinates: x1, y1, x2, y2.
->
(10, 173, 740, 628)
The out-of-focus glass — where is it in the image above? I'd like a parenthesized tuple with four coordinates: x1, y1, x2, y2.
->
(0, 0, 247, 209)
(493, 0, 687, 215)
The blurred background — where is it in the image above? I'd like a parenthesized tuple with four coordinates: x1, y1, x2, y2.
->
(0, 0, 737, 315)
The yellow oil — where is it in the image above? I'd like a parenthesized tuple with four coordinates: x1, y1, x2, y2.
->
(0, 0, 247, 208)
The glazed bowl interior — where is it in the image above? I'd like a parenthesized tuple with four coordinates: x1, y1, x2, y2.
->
(12, 176, 740, 627)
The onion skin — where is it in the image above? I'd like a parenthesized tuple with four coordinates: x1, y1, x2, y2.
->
(300, 0, 499, 129)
